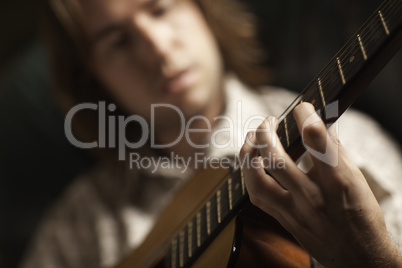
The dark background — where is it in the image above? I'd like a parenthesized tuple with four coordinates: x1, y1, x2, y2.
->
(1, 0, 401, 267)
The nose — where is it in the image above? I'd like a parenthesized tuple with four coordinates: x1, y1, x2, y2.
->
(134, 15, 176, 63)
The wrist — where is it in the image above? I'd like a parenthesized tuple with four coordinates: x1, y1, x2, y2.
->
(353, 236, 402, 268)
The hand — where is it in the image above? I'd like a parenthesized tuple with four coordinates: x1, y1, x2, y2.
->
(240, 102, 402, 267)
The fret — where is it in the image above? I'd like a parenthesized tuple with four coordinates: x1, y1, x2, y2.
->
(196, 212, 201, 247)
(240, 168, 245, 196)
(357, 34, 368, 60)
(228, 177, 233, 211)
(187, 220, 193, 258)
(339, 43, 364, 90)
(283, 117, 290, 148)
(378, 11, 390, 35)
(336, 57, 346, 85)
(298, 83, 321, 108)
(171, 237, 178, 268)
(310, 60, 344, 111)
(216, 190, 222, 224)
(179, 230, 185, 267)
(206, 201, 211, 235)
(361, 16, 387, 58)
(317, 78, 326, 107)
(326, 26, 370, 103)
(283, 112, 301, 151)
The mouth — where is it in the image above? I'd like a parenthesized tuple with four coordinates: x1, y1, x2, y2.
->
(161, 67, 196, 94)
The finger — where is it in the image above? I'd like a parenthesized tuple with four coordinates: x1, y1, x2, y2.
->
(255, 116, 310, 191)
(293, 103, 359, 191)
(293, 102, 340, 169)
(240, 132, 288, 211)
(241, 131, 328, 238)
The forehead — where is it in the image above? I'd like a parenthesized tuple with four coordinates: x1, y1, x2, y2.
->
(79, 0, 148, 34)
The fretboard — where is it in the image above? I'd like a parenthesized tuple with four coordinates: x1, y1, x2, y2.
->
(165, 0, 402, 266)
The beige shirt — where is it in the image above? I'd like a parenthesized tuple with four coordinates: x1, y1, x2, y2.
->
(21, 76, 402, 268)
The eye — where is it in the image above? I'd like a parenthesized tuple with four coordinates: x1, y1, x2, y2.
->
(151, 0, 174, 17)
(111, 32, 131, 49)
(152, 6, 167, 16)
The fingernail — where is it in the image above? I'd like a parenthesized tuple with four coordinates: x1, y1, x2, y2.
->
(271, 116, 278, 125)
(265, 115, 276, 123)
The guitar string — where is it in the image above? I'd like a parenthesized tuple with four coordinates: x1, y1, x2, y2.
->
(279, 1, 397, 140)
(300, 0, 399, 103)
(312, 1, 399, 99)
(304, 0, 397, 93)
(286, 0, 396, 107)
(294, 0, 396, 107)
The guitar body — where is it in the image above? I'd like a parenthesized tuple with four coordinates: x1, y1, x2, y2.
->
(116, 167, 310, 268)
(232, 205, 311, 268)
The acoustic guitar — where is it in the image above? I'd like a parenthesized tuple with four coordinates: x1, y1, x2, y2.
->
(116, 0, 402, 266)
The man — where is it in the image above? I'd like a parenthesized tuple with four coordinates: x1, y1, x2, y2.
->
(21, 0, 402, 267)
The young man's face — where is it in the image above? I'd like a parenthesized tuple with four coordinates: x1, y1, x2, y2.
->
(82, 0, 224, 126)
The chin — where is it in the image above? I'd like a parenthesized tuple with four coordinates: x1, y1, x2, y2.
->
(183, 86, 217, 117)
(160, 76, 221, 119)
(178, 100, 208, 119)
